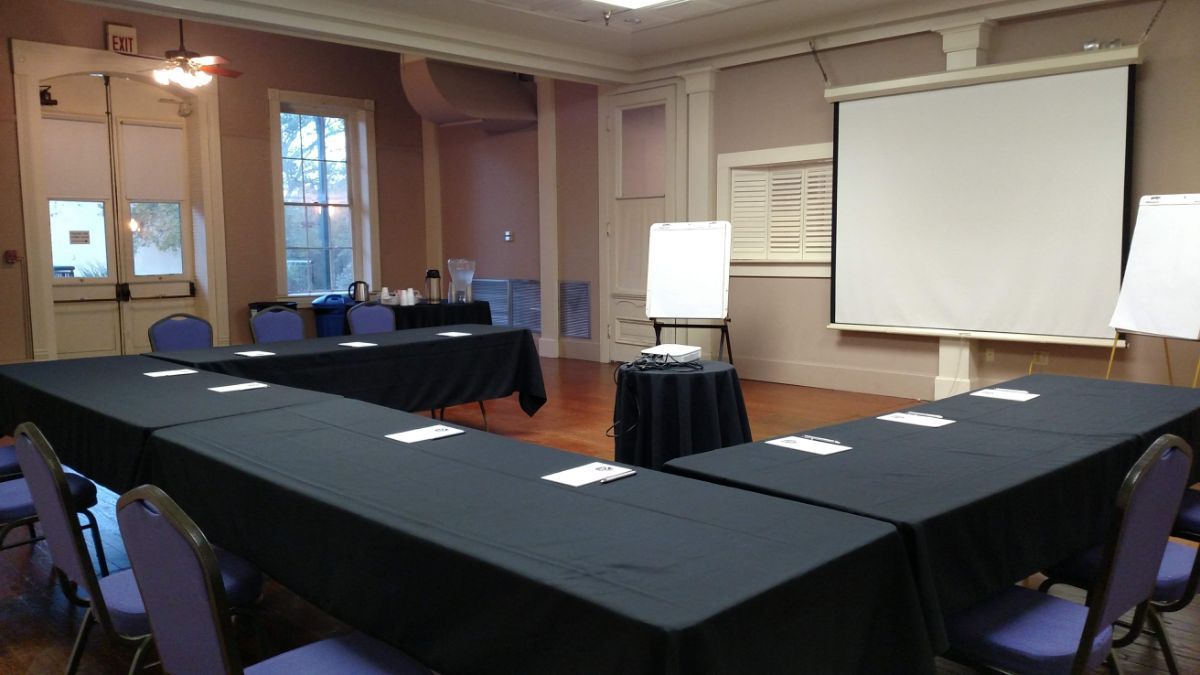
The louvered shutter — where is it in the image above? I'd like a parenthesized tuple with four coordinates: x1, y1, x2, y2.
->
(801, 165, 833, 261)
(730, 168, 769, 260)
(729, 161, 833, 264)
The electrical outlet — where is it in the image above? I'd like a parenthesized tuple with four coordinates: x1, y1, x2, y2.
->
(984, 348, 995, 363)
(503, 230, 513, 242)
(1032, 351, 1050, 365)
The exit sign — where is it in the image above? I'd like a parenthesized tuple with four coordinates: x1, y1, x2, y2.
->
(106, 24, 137, 55)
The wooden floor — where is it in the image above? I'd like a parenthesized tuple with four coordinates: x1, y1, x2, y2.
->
(1, 357, 1196, 674)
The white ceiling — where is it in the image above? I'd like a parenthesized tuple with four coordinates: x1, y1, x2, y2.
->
(85, 0, 1112, 82)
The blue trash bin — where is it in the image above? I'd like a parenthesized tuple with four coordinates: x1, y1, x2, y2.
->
(311, 294, 353, 337)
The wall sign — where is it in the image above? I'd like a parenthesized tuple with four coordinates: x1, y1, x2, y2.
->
(106, 24, 138, 55)
(69, 231, 91, 245)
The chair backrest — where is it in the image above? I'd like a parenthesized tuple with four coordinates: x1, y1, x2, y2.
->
(148, 313, 213, 352)
(249, 306, 304, 344)
(13, 423, 116, 634)
(1074, 434, 1193, 672)
(347, 301, 395, 335)
(117, 485, 241, 675)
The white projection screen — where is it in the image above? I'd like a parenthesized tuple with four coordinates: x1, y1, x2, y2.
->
(833, 66, 1132, 342)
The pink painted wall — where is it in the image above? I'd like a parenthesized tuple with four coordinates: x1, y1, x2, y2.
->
(0, 0, 425, 354)
(438, 123, 540, 281)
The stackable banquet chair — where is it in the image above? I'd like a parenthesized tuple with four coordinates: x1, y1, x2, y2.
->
(944, 434, 1193, 675)
(148, 313, 214, 351)
(14, 423, 263, 675)
(117, 484, 433, 675)
(1039, 480, 1200, 674)
(0, 441, 20, 480)
(347, 301, 396, 335)
(250, 306, 304, 344)
(0, 436, 105, 569)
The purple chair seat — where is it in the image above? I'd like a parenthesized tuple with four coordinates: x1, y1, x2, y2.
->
(246, 632, 430, 674)
(0, 443, 19, 477)
(1179, 489, 1200, 535)
(81, 548, 263, 637)
(0, 472, 97, 521)
(947, 585, 1113, 675)
(1047, 540, 1196, 604)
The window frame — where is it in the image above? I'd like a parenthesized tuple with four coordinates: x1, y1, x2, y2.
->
(716, 143, 833, 278)
(269, 89, 380, 303)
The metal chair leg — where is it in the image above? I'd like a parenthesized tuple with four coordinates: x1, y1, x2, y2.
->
(1147, 607, 1180, 675)
(66, 607, 96, 675)
(127, 636, 154, 674)
(79, 509, 108, 576)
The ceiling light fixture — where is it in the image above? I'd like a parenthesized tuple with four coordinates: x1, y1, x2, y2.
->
(592, 0, 685, 9)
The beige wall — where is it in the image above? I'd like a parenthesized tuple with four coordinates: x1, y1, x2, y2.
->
(712, 0, 1200, 399)
(0, 0, 425, 353)
(555, 80, 600, 346)
(438, 123, 540, 280)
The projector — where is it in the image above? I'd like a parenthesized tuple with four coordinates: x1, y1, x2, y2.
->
(641, 344, 702, 363)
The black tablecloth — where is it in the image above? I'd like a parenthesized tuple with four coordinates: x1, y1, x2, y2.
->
(146, 398, 935, 675)
(917, 374, 1200, 453)
(665, 375, 1200, 652)
(149, 324, 546, 416)
(613, 361, 752, 469)
(389, 301, 492, 329)
(0, 355, 338, 491)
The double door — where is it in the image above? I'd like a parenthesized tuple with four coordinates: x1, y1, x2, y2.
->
(41, 74, 196, 358)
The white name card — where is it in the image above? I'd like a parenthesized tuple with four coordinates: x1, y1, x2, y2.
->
(765, 435, 852, 455)
(386, 425, 465, 444)
(970, 388, 1040, 402)
(208, 382, 269, 393)
(143, 368, 197, 378)
(877, 412, 955, 428)
(542, 462, 636, 487)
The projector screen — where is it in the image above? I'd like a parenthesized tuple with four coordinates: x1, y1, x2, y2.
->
(832, 65, 1132, 342)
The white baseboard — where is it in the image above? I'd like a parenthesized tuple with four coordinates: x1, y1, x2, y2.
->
(560, 338, 603, 362)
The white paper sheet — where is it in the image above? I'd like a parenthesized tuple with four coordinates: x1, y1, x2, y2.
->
(970, 388, 1040, 402)
(542, 462, 636, 487)
(143, 368, 197, 378)
(877, 412, 955, 428)
(338, 342, 378, 348)
(437, 332, 472, 338)
(765, 435, 852, 455)
(385, 425, 465, 444)
(208, 382, 269, 393)
(235, 350, 275, 357)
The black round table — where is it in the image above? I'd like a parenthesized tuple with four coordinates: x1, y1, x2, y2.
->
(613, 359, 752, 470)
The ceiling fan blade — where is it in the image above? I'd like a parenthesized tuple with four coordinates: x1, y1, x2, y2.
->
(200, 65, 242, 78)
(191, 55, 228, 66)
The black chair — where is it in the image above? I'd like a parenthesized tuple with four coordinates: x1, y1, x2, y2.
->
(148, 313, 214, 351)
(14, 423, 263, 674)
(944, 434, 1194, 675)
(250, 306, 304, 344)
(117, 484, 432, 675)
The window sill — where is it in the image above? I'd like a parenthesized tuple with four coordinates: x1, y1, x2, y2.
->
(730, 263, 830, 279)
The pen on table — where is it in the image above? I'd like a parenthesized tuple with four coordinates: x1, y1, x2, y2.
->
(802, 434, 842, 445)
(599, 471, 635, 484)
(907, 411, 944, 418)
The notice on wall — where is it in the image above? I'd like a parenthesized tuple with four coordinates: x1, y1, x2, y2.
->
(69, 231, 91, 245)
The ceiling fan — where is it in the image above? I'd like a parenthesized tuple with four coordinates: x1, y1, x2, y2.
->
(145, 19, 241, 89)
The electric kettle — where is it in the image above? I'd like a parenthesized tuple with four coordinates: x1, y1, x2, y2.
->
(349, 280, 370, 302)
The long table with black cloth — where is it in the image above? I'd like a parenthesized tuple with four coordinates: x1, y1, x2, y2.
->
(0, 355, 339, 492)
(148, 324, 547, 416)
(142, 397, 936, 675)
(665, 374, 1200, 652)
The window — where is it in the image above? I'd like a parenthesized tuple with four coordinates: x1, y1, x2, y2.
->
(717, 143, 834, 277)
(731, 162, 832, 262)
(271, 90, 379, 298)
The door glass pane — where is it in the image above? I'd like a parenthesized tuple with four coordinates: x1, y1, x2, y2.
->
(49, 200, 108, 278)
(129, 202, 184, 276)
(620, 104, 666, 198)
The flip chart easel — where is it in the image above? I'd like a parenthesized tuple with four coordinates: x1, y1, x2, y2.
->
(645, 221, 733, 363)
(1107, 194, 1200, 385)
